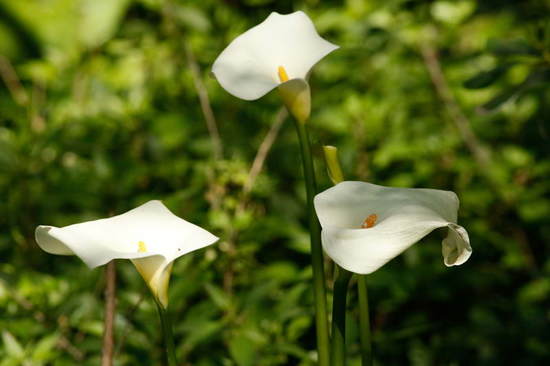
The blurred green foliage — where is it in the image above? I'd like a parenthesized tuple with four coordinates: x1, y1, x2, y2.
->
(1, 0, 549, 365)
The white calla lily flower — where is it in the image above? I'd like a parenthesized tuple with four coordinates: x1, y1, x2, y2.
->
(212, 11, 338, 122)
(35, 200, 218, 307)
(314, 181, 472, 274)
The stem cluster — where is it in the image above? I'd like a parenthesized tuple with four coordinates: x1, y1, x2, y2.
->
(295, 133, 374, 365)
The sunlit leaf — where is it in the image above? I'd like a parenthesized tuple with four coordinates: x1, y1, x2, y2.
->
(1, 331, 24, 358)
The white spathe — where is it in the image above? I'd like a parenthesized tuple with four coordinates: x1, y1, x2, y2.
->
(35, 200, 218, 307)
(212, 11, 338, 101)
(314, 181, 472, 274)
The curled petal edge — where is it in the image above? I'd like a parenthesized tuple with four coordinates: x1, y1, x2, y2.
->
(442, 223, 472, 266)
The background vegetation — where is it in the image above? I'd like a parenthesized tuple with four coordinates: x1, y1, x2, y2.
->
(1, 0, 549, 365)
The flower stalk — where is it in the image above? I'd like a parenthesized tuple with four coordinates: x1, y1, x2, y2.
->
(294, 120, 330, 366)
(101, 260, 116, 366)
(358, 275, 373, 366)
(331, 265, 352, 365)
(154, 299, 177, 366)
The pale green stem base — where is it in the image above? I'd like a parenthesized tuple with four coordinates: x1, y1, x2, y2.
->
(331, 266, 352, 366)
(155, 300, 177, 366)
(294, 120, 330, 366)
(358, 275, 373, 366)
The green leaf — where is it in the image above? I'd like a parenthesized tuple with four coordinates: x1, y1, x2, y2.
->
(204, 283, 232, 311)
(479, 86, 520, 111)
(228, 333, 257, 366)
(31, 334, 59, 361)
(519, 278, 550, 303)
(1, 331, 24, 358)
(486, 38, 539, 56)
(463, 65, 510, 89)
(79, 0, 132, 48)
(181, 321, 224, 354)
(479, 69, 548, 111)
(286, 315, 312, 341)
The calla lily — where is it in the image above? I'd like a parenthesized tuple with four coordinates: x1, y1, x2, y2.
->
(212, 11, 338, 122)
(35, 200, 218, 307)
(314, 181, 472, 274)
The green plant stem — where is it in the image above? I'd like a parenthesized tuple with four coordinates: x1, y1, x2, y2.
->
(294, 120, 330, 366)
(155, 300, 177, 366)
(331, 266, 352, 366)
(358, 275, 373, 366)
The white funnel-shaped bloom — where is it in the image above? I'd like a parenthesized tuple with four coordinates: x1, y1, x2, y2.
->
(212, 11, 338, 122)
(35, 201, 218, 307)
(314, 182, 472, 274)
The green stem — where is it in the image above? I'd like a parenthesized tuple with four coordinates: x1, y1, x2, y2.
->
(155, 300, 178, 366)
(331, 266, 352, 366)
(294, 120, 330, 366)
(358, 275, 373, 366)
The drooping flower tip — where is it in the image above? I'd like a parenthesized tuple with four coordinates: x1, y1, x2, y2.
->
(442, 223, 472, 266)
